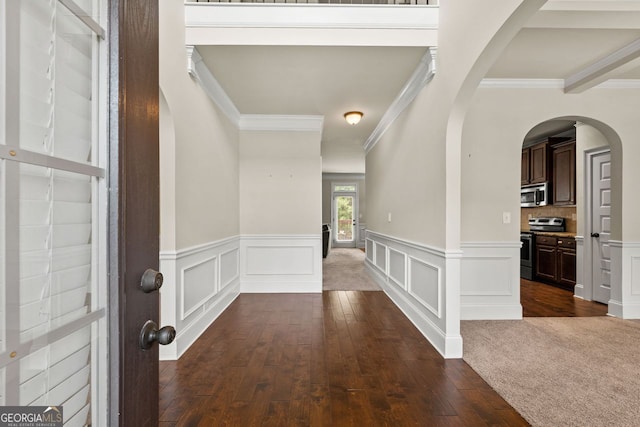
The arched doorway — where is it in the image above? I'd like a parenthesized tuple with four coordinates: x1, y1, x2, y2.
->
(519, 117, 622, 316)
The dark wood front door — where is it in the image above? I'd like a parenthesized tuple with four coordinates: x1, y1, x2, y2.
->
(109, 1, 163, 425)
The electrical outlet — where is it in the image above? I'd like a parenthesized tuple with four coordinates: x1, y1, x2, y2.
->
(502, 211, 511, 224)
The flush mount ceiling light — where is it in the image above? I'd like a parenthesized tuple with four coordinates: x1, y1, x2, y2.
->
(344, 111, 363, 125)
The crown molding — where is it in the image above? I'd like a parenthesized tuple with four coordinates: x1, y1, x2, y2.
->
(363, 47, 436, 154)
(239, 114, 324, 133)
(478, 78, 565, 89)
(479, 78, 640, 90)
(186, 46, 324, 133)
(186, 45, 241, 125)
(594, 79, 640, 89)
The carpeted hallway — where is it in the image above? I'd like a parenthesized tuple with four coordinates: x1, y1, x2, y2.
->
(322, 248, 381, 291)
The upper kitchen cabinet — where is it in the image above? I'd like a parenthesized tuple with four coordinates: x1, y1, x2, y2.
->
(522, 141, 549, 185)
(552, 139, 576, 206)
(529, 142, 549, 184)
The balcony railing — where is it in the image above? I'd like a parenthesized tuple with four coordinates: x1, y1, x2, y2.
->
(190, 0, 434, 4)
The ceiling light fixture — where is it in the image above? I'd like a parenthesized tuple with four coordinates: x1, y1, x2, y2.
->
(344, 111, 363, 125)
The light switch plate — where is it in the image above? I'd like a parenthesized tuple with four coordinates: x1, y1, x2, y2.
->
(502, 211, 511, 224)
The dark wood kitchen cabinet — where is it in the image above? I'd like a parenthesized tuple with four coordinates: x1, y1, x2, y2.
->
(521, 148, 530, 185)
(535, 235, 558, 282)
(552, 140, 576, 205)
(535, 235, 576, 289)
(522, 141, 549, 185)
(529, 142, 549, 184)
(557, 238, 577, 287)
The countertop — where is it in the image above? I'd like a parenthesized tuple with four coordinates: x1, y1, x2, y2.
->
(522, 230, 576, 238)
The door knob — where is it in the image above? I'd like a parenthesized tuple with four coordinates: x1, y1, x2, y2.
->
(591, 232, 600, 238)
(140, 269, 163, 293)
(139, 320, 176, 350)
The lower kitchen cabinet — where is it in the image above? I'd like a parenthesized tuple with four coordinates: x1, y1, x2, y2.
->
(535, 235, 576, 289)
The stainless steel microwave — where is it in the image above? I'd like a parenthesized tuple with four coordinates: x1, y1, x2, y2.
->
(521, 182, 549, 207)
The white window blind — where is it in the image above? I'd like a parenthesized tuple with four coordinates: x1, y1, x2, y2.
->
(1, 0, 106, 425)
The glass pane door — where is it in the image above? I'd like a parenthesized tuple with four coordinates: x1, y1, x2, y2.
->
(334, 195, 354, 243)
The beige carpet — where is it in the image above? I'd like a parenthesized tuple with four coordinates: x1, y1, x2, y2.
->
(461, 317, 640, 427)
(322, 248, 381, 291)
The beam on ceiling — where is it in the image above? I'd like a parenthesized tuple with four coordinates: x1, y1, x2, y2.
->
(564, 38, 640, 93)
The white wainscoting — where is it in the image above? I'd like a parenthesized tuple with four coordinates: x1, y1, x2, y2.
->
(609, 241, 640, 318)
(240, 234, 322, 293)
(574, 236, 586, 299)
(459, 242, 522, 320)
(159, 236, 241, 360)
(365, 231, 462, 359)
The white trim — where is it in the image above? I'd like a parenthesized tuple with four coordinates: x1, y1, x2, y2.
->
(595, 79, 640, 89)
(479, 78, 640, 90)
(184, 48, 326, 134)
(364, 231, 462, 358)
(180, 255, 218, 320)
(540, 1, 640, 12)
(366, 229, 457, 257)
(159, 236, 241, 360)
(366, 255, 462, 359)
(479, 78, 564, 89)
(388, 247, 407, 290)
(459, 241, 522, 320)
(564, 38, 640, 93)
(240, 234, 322, 293)
(239, 114, 324, 133)
(408, 256, 442, 317)
(186, 45, 241, 125)
(185, 3, 439, 30)
(160, 284, 240, 360)
(159, 235, 239, 260)
(608, 240, 640, 318)
(363, 48, 436, 154)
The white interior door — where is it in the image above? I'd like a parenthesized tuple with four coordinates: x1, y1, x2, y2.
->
(591, 150, 611, 304)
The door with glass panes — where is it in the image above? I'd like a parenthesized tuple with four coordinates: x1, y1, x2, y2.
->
(332, 183, 358, 248)
(0, 1, 162, 425)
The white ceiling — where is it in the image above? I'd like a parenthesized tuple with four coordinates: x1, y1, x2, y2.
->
(194, 3, 640, 174)
(198, 46, 427, 173)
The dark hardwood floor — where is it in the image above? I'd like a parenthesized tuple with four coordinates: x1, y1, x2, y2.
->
(520, 278, 608, 317)
(159, 291, 528, 426)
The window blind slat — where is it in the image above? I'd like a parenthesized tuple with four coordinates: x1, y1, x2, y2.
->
(61, 384, 90, 427)
(52, 201, 91, 224)
(49, 345, 90, 389)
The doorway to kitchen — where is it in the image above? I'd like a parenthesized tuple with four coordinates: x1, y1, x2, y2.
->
(331, 183, 358, 248)
(519, 119, 612, 317)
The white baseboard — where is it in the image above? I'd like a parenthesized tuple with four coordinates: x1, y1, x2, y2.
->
(460, 304, 522, 320)
(159, 236, 241, 360)
(365, 230, 462, 359)
(240, 234, 322, 293)
(160, 283, 239, 360)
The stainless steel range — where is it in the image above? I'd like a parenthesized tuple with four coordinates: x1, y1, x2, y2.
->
(528, 217, 566, 232)
(521, 217, 567, 280)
